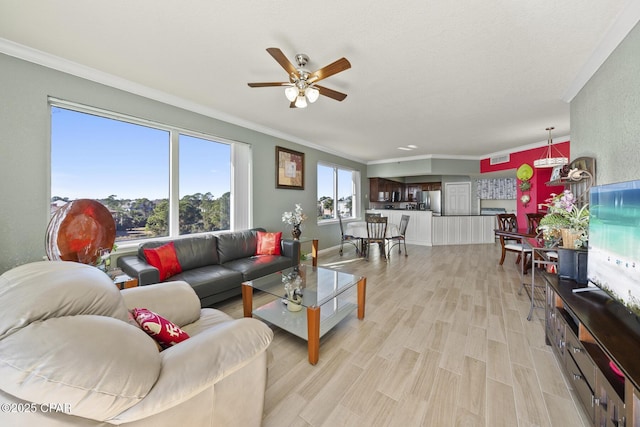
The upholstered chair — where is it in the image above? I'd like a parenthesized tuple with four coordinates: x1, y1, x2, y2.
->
(0, 261, 272, 427)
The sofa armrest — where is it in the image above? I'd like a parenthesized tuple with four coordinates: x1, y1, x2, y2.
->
(120, 281, 201, 327)
(281, 239, 300, 265)
(110, 318, 273, 424)
(117, 255, 160, 286)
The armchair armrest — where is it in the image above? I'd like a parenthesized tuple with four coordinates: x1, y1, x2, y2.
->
(117, 255, 160, 286)
(121, 281, 201, 327)
(110, 318, 273, 424)
(281, 239, 300, 265)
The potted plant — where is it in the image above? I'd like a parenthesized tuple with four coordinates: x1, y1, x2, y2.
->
(539, 190, 589, 249)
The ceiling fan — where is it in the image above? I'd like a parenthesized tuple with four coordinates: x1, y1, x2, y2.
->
(248, 47, 351, 108)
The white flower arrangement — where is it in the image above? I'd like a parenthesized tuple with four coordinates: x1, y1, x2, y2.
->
(282, 204, 308, 226)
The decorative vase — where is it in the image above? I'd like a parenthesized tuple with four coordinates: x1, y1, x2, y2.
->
(561, 228, 582, 249)
(287, 295, 303, 312)
(291, 224, 302, 240)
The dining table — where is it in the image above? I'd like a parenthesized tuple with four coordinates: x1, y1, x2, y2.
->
(494, 228, 559, 320)
(345, 220, 400, 257)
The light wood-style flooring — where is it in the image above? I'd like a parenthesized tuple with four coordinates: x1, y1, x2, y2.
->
(215, 242, 590, 427)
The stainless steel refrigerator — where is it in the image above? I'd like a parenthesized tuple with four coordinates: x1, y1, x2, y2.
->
(421, 190, 442, 215)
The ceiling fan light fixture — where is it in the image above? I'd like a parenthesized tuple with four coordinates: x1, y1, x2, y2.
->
(533, 126, 568, 168)
(248, 48, 351, 108)
(305, 86, 319, 103)
(284, 86, 298, 102)
(295, 95, 307, 108)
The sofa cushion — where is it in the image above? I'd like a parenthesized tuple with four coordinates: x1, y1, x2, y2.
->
(216, 229, 262, 264)
(256, 231, 282, 255)
(121, 281, 202, 327)
(170, 265, 243, 300)
(0, 315, 161, 420)
(223, 255, 294, 281)
(173, 234, 220, 270)
(0, 261, 130, 340)
(132, 307, 190, 348)
(143, 242, 183, 281)
(181, 308, 234, 337)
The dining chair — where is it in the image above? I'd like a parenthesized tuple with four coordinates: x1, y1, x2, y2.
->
(337, 213, 360, 256)
(496, 213, 525, 266)
(387, 214, 410, 258)
(365, 216, 388, 261)
(526, 212, 545, 235)
(365, 212, 381, 221)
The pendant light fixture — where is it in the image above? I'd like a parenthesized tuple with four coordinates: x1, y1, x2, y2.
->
(533, 127, 568, 168)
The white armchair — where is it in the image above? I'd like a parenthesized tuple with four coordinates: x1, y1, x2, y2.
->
(0, 261, 273, 427)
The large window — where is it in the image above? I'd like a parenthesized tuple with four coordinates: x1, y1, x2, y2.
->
(317, 163, 359, 221)
(51, 102, 237, 242)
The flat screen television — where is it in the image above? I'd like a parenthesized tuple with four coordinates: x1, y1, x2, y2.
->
(587, 179, 640, 315)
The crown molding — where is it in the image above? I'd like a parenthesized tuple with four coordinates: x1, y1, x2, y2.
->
(562, 0, 640, 102)
(0, 37, 585, 166)
(0, 38, 367, 164)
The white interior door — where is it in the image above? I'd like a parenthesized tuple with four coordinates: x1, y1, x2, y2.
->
(445, 182, 471, 215)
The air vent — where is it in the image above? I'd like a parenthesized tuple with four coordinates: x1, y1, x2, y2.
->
(490, 154, 510, 165)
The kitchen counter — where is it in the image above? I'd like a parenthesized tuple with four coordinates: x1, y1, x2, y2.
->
(365, 210, 496, 246)
(431, 215, 495, 245)
(366, 209, 432, 246)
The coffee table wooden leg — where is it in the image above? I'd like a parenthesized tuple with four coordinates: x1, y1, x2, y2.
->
(241, 282, 253, 318)
(311, 239, 318, 267)
(357, 277, 366, 319)
(307, 306, 320, 365)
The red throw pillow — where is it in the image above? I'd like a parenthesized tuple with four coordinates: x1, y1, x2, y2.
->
(132, 308, 190, 348)
(143, 242, 182, 281)
(256, 231, 282, 255)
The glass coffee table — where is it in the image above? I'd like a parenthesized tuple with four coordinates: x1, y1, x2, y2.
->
(242, 265, 366, 365)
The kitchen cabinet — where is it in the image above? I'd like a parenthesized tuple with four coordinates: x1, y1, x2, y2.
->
(369, 178, 404, 202)
(406, 185, 421, 202)
(369, 178, 388, 202)
(421, 182, 442, 191)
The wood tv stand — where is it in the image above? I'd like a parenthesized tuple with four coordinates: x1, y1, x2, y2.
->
(543, 273, 640, 426)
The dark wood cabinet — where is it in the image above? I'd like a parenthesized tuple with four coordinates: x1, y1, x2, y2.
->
(369, 178, 395, 202)
(544, 274, 640, 426)
(369, 178, 405, 202)
(370, 178, 441, 203)
(406, 184, 420, 202)
(422, 182, 441, 191)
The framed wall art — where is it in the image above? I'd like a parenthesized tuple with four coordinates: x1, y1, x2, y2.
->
(276, 146, 304, 190)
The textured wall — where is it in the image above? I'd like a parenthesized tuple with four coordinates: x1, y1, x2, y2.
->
(571, 21, 640, 185)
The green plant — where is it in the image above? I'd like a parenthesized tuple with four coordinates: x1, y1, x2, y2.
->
(539, 190, 590, 248)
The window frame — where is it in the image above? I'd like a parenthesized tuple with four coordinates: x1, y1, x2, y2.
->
(317, 161, 360, 223)
(49, 98, 251, 246)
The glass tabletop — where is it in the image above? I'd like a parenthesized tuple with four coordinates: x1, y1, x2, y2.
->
(245, 264, 361, 308)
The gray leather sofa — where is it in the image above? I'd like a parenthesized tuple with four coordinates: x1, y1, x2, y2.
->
(117, 228, 300, 306)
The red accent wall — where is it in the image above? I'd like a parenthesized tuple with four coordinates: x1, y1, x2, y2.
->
(480, 141, 570, 229)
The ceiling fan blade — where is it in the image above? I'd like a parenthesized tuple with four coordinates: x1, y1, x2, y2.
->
(308, 57, 351, 83)
(289, 101, 297, 108)
(316, 85, 348, 101)
(266, 47, 298, 76)
(247, 82, 290, 87)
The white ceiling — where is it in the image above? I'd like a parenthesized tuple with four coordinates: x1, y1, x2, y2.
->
(1, 0, 638, 164)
